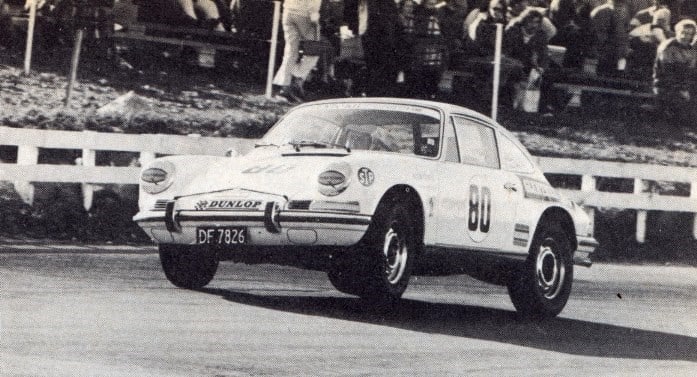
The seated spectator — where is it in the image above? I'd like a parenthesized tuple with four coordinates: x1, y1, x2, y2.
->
(628, 0, 672, 77)
(589, 0, 631, 76)
(653, 18, 697, 123)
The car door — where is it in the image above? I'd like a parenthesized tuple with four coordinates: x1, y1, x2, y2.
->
(435, 116, 521, 251)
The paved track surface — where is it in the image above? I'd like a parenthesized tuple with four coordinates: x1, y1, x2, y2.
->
(1, 247, 696, 376)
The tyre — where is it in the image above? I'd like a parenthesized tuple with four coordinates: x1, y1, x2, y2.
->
(327, 252, 365, 296)
(327, 202, 417, 303)
(507, 223, 574, 319)
(159, 244, 219, 289)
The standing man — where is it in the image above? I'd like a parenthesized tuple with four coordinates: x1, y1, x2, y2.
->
(273, 0, 323, 102)
(589, 0, 631, 76)
(344, 0, 401, 96)
(653, 18, 697, 124)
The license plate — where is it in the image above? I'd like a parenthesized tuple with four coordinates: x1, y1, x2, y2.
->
(196, 227, 247, 245)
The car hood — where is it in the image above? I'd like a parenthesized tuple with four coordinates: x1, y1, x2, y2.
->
(179, 146, 352, 199)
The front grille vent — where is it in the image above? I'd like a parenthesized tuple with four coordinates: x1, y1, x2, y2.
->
(287, 200, 311, 210)
(153, 200, 170, 211)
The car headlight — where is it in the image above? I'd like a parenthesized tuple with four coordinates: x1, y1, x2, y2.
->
(141, 160, 175, 194)
(318, 163, 352, 196)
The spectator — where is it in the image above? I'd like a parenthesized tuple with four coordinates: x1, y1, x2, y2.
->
(438, 0, 469, 49)
(505, 8, 550, 110)
(468, 0, 507, 56)
(506, 0, 557, 41)
(589, 0, 631, 76)
(273, 0, 322, 102)
(628, 0, 672, 77)
(344, 0, 402, 96)
(547, 0, 604, 68)
(406, 0, 448, 98)
(174, 0, 229, 31)
(467, 0, 525, 106)
(653, 18, 697, 123)
(505, 8, 549, 73)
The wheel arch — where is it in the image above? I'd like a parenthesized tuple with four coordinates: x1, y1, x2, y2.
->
(376, 184, 425, 250)
(536, 207, 577, 252)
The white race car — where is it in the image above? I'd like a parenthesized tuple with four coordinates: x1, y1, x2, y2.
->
(134, 98, 597, 318)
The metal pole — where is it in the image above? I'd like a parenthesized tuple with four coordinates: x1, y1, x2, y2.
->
(23, 1, 37, 75)
(65, 28, 84, 107)
(491, 23, 503, 121)
(265, 1, 281, 99)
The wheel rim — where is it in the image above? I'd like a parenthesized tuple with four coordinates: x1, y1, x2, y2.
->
(382, 223, 408, 285)
(535, 238, 565, 300)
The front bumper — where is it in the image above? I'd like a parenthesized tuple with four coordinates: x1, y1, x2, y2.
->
(574, 235, 598, 267)
(134, 203, 372, 247)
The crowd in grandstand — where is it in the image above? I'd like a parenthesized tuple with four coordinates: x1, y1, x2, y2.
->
(271, 0, 697, 120)
(2, 0, 696, 120)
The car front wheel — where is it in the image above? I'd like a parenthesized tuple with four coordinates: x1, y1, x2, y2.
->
(507, 224, 574, 319)
(349, 202, 416, 304)
(159, 244, 219, 289)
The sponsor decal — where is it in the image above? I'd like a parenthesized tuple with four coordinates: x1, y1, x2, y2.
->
(513, 223, 529, 247)
(357, 167, 375, 186)
(467, 176, 492, 243)
(520, 177, 561, 202)
(194, 200, 263, 211)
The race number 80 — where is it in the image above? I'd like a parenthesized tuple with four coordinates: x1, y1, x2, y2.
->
(468, 185, 491, 233)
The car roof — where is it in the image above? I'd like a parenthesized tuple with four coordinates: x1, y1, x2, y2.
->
(294, 97, 506, 132)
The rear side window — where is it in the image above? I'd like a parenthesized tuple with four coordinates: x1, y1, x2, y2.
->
(451, 117, 499, 169)
(498, 134, 535, 173)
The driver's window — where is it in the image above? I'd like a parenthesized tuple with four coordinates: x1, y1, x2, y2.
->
(451, 117, 499, 169)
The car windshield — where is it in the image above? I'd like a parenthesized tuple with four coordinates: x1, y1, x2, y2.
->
(261, 103, 443, 157)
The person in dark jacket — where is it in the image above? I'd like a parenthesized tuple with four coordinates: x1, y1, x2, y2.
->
(344, 0, 401, 96)
(589, 0, 631, 76)
(653, 18, 697, 123)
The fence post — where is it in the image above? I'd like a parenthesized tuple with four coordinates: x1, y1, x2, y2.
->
(634, 178, 646, 243)
(692, 180, 697, 240)
(65, 28, 84, 107)
(23, 0, 38, 75)
(265, 1, 282, 99)
(139, 151, 156, 167)
(580, 174, 596, 235)
(81, 148, 96, 211)
(491, 23, 503, 121)
(15, 146, 39, 205)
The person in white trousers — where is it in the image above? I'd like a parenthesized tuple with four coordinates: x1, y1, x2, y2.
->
(273, 0, 322, 102)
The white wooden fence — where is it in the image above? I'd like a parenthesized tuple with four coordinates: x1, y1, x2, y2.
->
(1, 126, 695, 243)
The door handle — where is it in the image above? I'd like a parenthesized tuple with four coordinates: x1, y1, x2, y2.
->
(504, 182, 518, 192)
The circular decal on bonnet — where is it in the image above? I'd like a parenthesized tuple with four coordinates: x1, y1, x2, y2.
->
(358, 167, 375, 186)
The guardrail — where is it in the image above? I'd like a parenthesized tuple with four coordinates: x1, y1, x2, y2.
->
(0, 126, 254, 211)
(0, 126, 695, 243)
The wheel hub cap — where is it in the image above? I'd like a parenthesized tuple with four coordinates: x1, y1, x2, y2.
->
(383, 227, 408, 285)
(535, 241, 565, 299)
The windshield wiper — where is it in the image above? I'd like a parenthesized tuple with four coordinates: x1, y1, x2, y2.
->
(291, 141, 351, 153)
(254, 142, 282, 148)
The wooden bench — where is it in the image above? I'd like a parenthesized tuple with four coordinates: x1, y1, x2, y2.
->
(112, 1, 281, 68)
(550, 70, 655, 107)
(113, 22, 250, 54)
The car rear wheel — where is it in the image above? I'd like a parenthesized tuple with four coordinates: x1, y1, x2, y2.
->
(159, 244, 219, 289)
(328, 202, 416, 303)
(507, 224, 574, 319)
